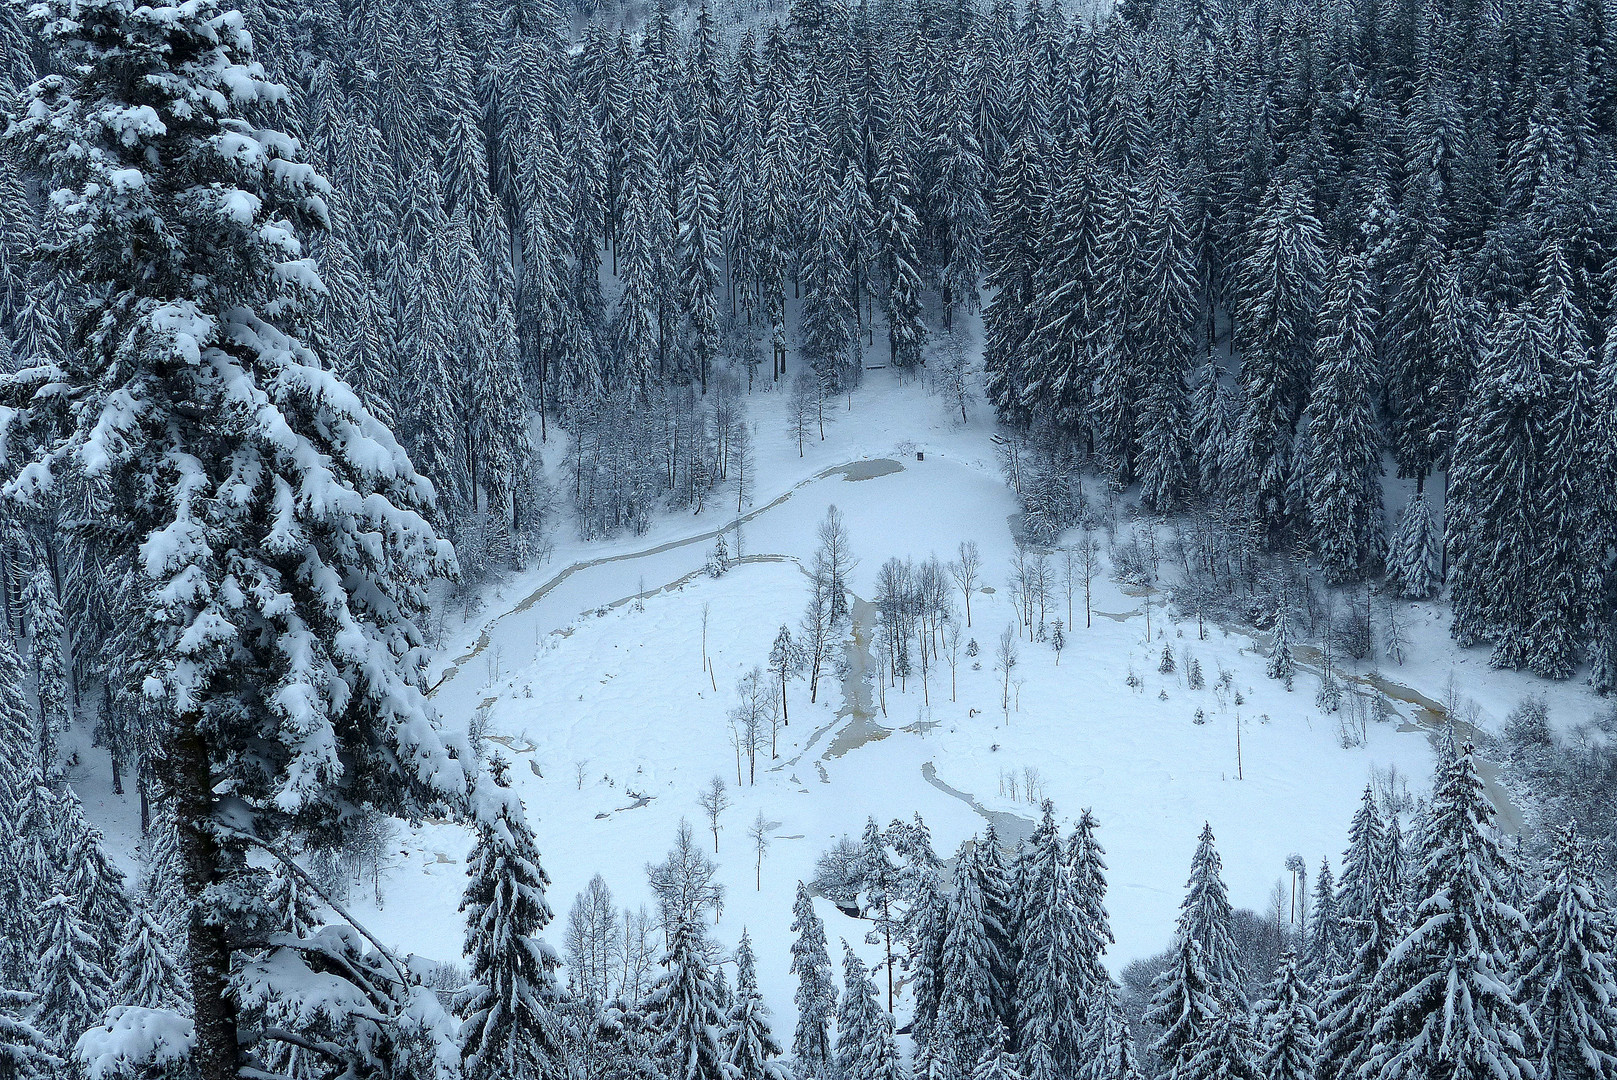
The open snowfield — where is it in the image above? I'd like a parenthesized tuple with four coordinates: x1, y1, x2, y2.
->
(71, 327, 1616, 1033)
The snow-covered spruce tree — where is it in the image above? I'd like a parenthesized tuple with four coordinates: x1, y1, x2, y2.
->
(707, 534, 731, 578)
(1022, 147, 1104, 440)
(7, 0, 485, 1073)
(458, 797, 565, 1080)
(61, 814, 132, 955)
(256, 857, 333, 1080)
(678, 16, 722, 395)
(900, 837, 948, 1070)
(0, 989, 59, 1080)
(1518, 822, 1617, 1080)
(1151, 822, 1249, 1073)
(933, 78, 987, 331)
(1384, 494, 1442, 601)
(769, 626, 801, 724)
(974, 1026, 1024, 1080)
(1230, 177, 1325, 541)
(798, 139, 858, 393)
(0, 629, 38, 819)
(263, 858, 326, 941)
(724, 930, 788, 1080)
(399, 195, 469, 531)
(838, 943, 906, 1080)
(1180, 823, 1248, 1001)
(977, 824, 1020, 1030)
(588, 996, 666, 1080)
(1446, 305, 1553, 665)
(860, 817, 903, 1011)
(1382, 214, 1468, 488)
(8, 771, 64, 922)
(1304, 251, 1383, 585)
(1182, 1010, 1265, 1080)
(981, 130, 1047, 425)
(110, 910, 188, 1012)
(1316, 861, 1401, 1080)
(1068, 810, 1117, 998)
(0, 843, 37, 995)
(1257, 953, 1319, 1080)
(1267, 609, 1296, 690)
(1093, 168, 1151, 487)
(10, 259, 73, 373)
(1081, 981, 1144, 1080)
(1592, 309, 1617, 695)
(1302, 860, 1343, 987)
(1363, 744, 1536, 1080)
(1526, 244, 1599, 681)
(647, 914, 727, 1080)
(613, 111, 664, 397)
(0, 634, 41, 987)
(875, 124, 926, 371)
(1016, 803, 1089, 1080)
(938, 837, 1005, 1075)
(1134, 156, 1199, 514)
(790, 881, 838, 1079)
(1189, 355, 1233, 497)
(1382, 813, 1411, 923)
(1334, 787, 1385, 942)
(1150, 921, 1225, 1077)
(136, 807, 187, 941)
(20, 563, 67, 753)
(32, 890, 111, 1060)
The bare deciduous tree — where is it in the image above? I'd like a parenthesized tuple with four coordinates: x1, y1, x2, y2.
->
(768, 680, 786, 757)
(646, 819, 726, 930)
(698, 776, 729, 852)
(1010, 541, 1033, 632)
(801, 574, 835, 703)
(932, 333, 972, 422)
(873, 634, 891, 716)
(701, 601, 712, 675)
(949, 540, 981, 626)
(565, 874, 619, 1008)
(943, 614, 963, 702)
(1079, 531, 1101, 629)
(731, 667, 771, 784)
(1030, 547, 1052, 632)
(618, 905, 658, 1001)
(787, 375, 818, 457)
(1061, 544, 1079, 628)
(814, 506, 857, 622)
(996, 623, 1019, 721)
(748, 812, 772, 891)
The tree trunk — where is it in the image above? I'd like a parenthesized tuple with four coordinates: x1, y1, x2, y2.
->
(174, 710, 239, 1080)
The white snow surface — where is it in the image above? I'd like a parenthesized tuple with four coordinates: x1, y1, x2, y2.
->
(70, 330, 1616, 1041)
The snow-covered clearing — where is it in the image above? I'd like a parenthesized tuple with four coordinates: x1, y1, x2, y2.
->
(72, 339, 1613, 1034)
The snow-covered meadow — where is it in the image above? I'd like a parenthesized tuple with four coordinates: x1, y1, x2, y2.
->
(161, 350, 1575, 1033)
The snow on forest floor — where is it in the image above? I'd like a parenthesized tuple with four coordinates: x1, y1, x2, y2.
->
(358, 345, 1610, 1028)
(70, 329, 1617, 1038)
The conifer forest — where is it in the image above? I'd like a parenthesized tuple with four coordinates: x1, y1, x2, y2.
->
(4, 0, 1617, 1072)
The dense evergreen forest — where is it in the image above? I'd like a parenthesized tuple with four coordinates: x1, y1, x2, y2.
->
(7, 0, 1617, 684)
